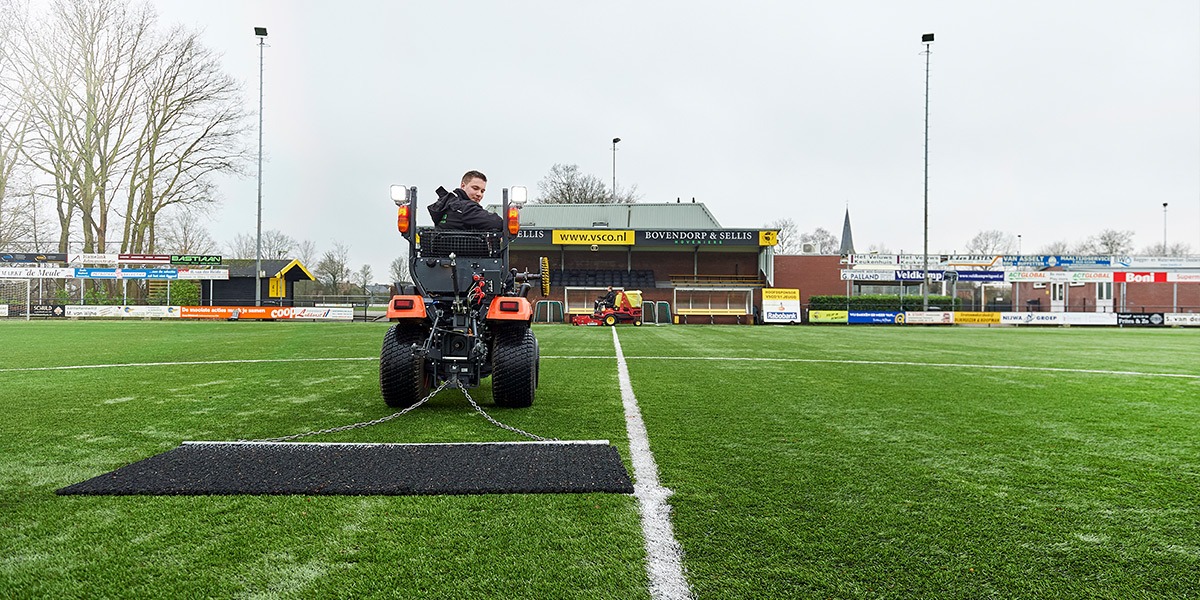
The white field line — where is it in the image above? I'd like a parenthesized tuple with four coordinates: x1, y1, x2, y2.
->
(612, 328, 693, 600)
(0, 355, 1195, 380)
(549, 356, 1200, 380)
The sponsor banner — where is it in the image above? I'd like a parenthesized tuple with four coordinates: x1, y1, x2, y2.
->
(808, 310, 847, 323)
(177, 306, 352, 320)
(170, 254, 222, 266)
(1112, 256, 1200, 269)
(844, 254, 929, 265)
(30, 304, 66, 317)
(637, 230, 760, 246)
(848, 311, 904, 324)
(0, 304, 7, 317)
(1113, 272, 1167, 283)
(176, 269, 229, 280)
(512, 228, 550, 243)
(1, 252, 67, 263)
(762, 288, 801, 323)
(941, 254, 1004, 268)
(1006, 271, 1113, 283)
(66, 305, 124, 318)
(552, 230, 634, 245)
(68, 253, 118, 265)
(1000, 312, 1067, 325)
(119, 253, 171, 264)
(954, 312, 1001, 324)
(758, 230, 778, 246)
(0, 267, 76, 279)
(1169, 273, 1200, 283)
(999, 255, 1113, 268)
(63, 305, 182, 318)
(762, 288, 799, 301)
(904, 311, 954, 324)
(1165, 313, 1200, 326)
(1117, 313, 1165, 327)
(840, 269, 895, 281)
(74, 268, 180, 280)
(1065, 312, 1119, 326)
(291, 307, 354, 320)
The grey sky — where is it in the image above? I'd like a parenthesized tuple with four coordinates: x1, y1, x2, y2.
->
(147, 0, 1199, 280)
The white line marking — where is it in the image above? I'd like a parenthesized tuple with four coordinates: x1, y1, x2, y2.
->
(0, 355, 1193, 380)
(183, 440, 611, 447)
(612, 328, 693, 600)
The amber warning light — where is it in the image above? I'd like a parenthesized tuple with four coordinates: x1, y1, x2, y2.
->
(397, 204, 410, 234)
(506, 206, 520, 235)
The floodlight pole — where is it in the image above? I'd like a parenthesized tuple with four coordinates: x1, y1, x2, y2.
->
(255, 27, 268, 306)
(612, 137, 621, 202)
(1162, 202, 1168, 253)
(921, 33, 934, 311)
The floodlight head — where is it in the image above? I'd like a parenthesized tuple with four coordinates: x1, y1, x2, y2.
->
(922, 33, 934, 43)
(612, 137, 621, 144)
(255, 27, 268, 37)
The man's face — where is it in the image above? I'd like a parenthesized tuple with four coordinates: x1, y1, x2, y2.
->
(461, 177, 486, 202)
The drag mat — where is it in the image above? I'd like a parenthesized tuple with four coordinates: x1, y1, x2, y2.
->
(56, 440, 633, 496)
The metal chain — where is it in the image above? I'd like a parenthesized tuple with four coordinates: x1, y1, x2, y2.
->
(452, 383, 556, 442)
(239, 378, 553, 443)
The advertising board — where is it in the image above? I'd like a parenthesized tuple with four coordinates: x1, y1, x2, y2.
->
(761, 288, 801, 324)
(903, 311, 954, 325)
(808, 310, 847, 324)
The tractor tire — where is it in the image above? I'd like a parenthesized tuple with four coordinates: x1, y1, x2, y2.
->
(603, 314, 618, 326)
(634, 318, 643, 326)
(379, 324, 427, 408)
(492, 327, 537, 408)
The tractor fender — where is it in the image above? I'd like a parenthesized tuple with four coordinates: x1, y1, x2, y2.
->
(486, 296, 533, 322)
(386, 295, 427, 320)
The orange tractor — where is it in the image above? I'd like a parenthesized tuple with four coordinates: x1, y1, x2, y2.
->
(571, 289, 644, 326)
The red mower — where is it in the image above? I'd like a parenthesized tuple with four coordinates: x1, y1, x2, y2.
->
(571, 289, 644, 326)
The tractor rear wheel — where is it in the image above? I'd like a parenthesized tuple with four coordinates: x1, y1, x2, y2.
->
(379, 324, 427, 408)
(492, 327, 537, 408)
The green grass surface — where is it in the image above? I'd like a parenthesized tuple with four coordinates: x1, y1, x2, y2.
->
(1, 321, 1198, 598)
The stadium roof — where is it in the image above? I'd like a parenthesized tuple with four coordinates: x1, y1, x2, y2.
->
(487, 202, 724, 229)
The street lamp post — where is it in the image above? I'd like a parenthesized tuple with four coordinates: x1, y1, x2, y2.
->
(254, 26, 267, 307)
(611, 137, 621, 202)
(921, 33, 934, 311)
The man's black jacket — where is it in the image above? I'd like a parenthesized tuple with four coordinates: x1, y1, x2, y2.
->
(427, 187, 504, 230)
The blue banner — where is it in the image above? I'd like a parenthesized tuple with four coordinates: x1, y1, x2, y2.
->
(74, 268, 179, 279)
(848, 311, 904, 324)
(894, 270, 1004, 282)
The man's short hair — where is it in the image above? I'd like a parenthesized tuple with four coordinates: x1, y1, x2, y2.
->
(461, 170, 487, 186)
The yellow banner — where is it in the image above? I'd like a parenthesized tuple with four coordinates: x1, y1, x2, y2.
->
(809, 310, 847, 323)
(552, 230, 634, 245)
(954, 311, 1001, 324)
(759, 230, 779, 246)
(268, 276, 285, 298)
(762, 288, 799, 301)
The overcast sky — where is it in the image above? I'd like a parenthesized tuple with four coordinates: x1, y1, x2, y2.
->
(143, 0, 1199, 280)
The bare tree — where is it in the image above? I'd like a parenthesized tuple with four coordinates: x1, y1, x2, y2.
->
(535, 163, 617, 204)
(764, 217, 801, 254)
(7, 0, 246, 257)
(120, 25, 249, 255)
(799, 227, 839, 255)
(964, 230, 1016, 254)
(314, 241, 352, 294)
(389, 254, 410, 286)
(155, 208, 216, 254)
(226, 229, 295, 259)
(1040, 240, 1072, 254)
(353, 264, 373, 292)
(295, 239, 317, 266)
(1077, 229, 1134, 254)
(1140, 242, 1192, 257)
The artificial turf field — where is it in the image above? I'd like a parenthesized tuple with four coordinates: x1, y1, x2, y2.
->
(1, 320, 1197, 599)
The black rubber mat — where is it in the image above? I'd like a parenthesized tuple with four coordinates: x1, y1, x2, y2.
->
(56, 440, 633, 496)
